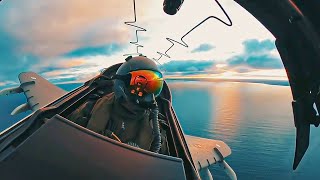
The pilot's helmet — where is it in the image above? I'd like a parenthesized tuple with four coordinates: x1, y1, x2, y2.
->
(113, 55, 164, 104)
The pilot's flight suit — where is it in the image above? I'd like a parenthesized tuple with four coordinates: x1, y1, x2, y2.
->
(68, 92, 168, 153)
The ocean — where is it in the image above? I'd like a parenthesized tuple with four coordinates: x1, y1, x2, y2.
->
(1, 81, 320, 179)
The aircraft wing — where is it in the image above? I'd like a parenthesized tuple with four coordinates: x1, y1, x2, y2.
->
(0, 72, 67, 115)
(185, 135, 237, 180)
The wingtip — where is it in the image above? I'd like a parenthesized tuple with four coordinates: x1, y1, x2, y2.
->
(293, 162, 298, 170)
(293, 166, 297, 171)
(293, 155, 303, 170)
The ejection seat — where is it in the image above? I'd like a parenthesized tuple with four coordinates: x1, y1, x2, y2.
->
(0, 63, 199, 179)
(66, 63, 175, 155)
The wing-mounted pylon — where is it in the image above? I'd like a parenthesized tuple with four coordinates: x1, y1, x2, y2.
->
(185, 135, 237, 180)
(0, 72, 67, 115)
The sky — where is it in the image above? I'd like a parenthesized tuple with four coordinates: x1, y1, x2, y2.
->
(0, 0, 286, 87)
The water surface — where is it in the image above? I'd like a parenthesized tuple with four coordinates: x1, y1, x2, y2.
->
(1, 81, 320, 179)
(168, 81, 320, 179)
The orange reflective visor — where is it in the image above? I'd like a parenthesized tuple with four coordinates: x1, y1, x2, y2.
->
(128, 70, 164, 97)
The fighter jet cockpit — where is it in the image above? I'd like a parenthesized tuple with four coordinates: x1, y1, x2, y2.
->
(67, 55, 171, 155)
(2, 0, 319, 179)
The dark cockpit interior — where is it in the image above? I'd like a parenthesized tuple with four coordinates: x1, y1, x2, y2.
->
(0, 63, 199, 179)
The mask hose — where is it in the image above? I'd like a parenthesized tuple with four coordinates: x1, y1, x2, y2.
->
(149, 95, 161, 153)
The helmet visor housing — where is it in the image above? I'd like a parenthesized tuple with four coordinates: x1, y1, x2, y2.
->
(114, 70, 163, 98)
(128, 70, 163, 97)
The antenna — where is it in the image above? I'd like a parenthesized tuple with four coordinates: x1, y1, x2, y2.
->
(123, 0, 233, 73)
(123, 0, 146, 57)
(152, 0, 233, 63)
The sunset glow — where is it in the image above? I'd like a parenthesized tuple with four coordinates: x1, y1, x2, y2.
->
(166, 69, 288, 82)
(0, 0, 284, 87)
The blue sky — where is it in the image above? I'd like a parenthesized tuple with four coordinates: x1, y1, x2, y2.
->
(0, 0, 285, 87)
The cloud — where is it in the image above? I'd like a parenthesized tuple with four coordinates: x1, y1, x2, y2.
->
(65, 43, 125, 58)
(0, 81, 17, 88)
(191, 44, 215, 53)
(41, 66, 100, 84)
(0, 0, 141, 84)
(243, 39, 275, 54)
(55, 59, 87, 69)
(38, 58, 100, 80)
(227, 55, 283, 69)
(227, 39, 283, 69)
(2, 0, 150, 57)
(0, 23, 124, 83)
(0, 1, 284, 86)
(0, 29, 40, 84)
(37, 54, 123, 84)
(162, 60, 215, 73)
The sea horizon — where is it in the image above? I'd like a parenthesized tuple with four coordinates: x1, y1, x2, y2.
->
(2, 79, 320, 179)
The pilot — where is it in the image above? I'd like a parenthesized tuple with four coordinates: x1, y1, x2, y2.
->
(68, 55, 168, 154)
